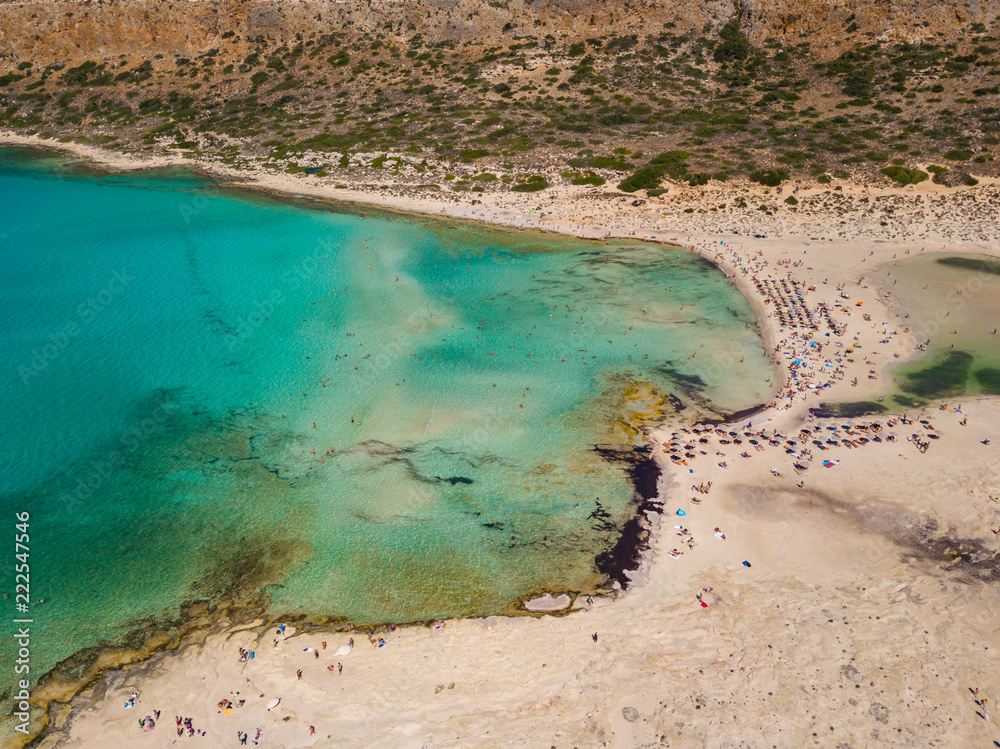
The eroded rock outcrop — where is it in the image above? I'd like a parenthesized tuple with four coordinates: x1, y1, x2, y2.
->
(1, 0, 995, 66)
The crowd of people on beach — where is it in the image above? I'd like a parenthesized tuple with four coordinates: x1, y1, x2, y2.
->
(651, 234, 991, 578)
(662, 415, 935, 481)
(691, 237, 914, 413)
(124, 613, 458, 743)
(175, 715, 201, 737)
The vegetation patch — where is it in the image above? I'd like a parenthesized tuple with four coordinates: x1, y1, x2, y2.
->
(511, 175, 548, 192)
(748, 168, 789, 186)
(618, 150, 701, 191)
(880, 165, 928, 185)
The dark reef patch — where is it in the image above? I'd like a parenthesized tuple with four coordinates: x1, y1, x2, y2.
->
(936, 256, 1000, 275)
(437, 475, 474, 485)
(591, 444, 662, 589)
(974, 367, 1000, 395)
(809, 400, 889, 418)
(653, 362, 708, 392)
(897, 350, 973, 399)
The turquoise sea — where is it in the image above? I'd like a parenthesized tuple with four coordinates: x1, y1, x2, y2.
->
(0, 146, 774, 701)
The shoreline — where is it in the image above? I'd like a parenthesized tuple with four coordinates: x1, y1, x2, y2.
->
(0, 135, 751, 744)
(5, 133, 1000, 748)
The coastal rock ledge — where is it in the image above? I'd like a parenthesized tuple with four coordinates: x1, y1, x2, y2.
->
(522, 593, 572, 612)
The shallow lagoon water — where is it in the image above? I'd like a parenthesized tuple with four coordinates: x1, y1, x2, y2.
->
(876, 253, 1000, 401)
(0, 147, 774, 692)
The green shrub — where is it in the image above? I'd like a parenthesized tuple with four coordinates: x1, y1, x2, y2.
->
(328, 50, 351, 67)
(563, 170, 605, 186)
(714, 21, 750, 63)
(586, 155, 632, 170)
(62, 61, 111, 86)
(748, 168, 789, 186)
(943, 149, 973, 161)
(300, 132, 351, 151)
(618, 164, 667, 192)
(841, 68, 875, 99)
(880, 165, 928, 185)
(459, 148, 490, 162)
(784, 195, 798, 205)
(115, 60, 153, 84)
(512, 175, 549, 192)
(617, 150, 690, 192)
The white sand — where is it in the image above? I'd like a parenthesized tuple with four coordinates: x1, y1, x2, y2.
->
(4, 132, 1000, 749)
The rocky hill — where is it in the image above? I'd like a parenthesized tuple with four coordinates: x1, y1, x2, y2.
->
(1, 0, 723, 61)
(0, 0, 997, 190)
(1, 0, 996, 61)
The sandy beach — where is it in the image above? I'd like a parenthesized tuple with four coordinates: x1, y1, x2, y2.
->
(4, 132, 999, 748)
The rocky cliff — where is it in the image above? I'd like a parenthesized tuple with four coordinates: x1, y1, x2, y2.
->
(0, 0, 996, 188)
(1, 0, 997, 65)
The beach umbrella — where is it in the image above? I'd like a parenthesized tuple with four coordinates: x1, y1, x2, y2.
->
(266, 698, 281, 710)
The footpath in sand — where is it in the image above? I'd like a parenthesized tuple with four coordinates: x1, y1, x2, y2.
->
(8, 135, 999, 748)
